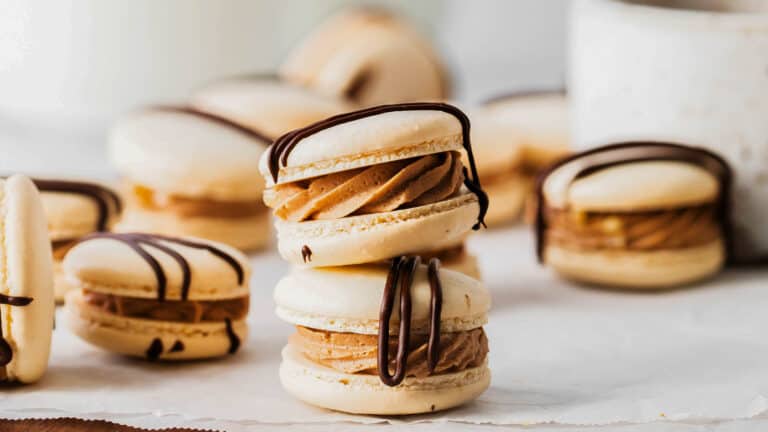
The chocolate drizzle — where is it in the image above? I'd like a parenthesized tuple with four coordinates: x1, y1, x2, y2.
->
(344, 68, 374, 102)
(268, 102, 488, 229)
(0, 295, 33, 368)
(533, 142, 733, 263)
(79, 233, 244, 301)
(301, 245, 313, 263)
(170, 340, 185, 353)
(151, 106, 272, 144)
(146, 338, 163, 361)
(377, 256, 443, 387)
(32, 179, 122, 232)
(225, 318, 241, 354)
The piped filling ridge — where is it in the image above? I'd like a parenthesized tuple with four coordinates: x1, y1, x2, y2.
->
(263, 151, 465, 222)
(291, 326, 488, 377)
(545, 204, 721, 252)
(132, 184, 267, 219)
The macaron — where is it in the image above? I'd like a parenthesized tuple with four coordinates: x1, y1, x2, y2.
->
(64, 232, 250, 360)
(32, 179, 122, 302)
(109, 107, 271, 251)
(535, 142, 732, 289)
(280, 7, 449, 107)
(275, 257, 491, 415)
(472, 91, 570, 226)
(0, 175, 55, 383)
(260, 102, 489, 268)
(190, 77, 353, 139)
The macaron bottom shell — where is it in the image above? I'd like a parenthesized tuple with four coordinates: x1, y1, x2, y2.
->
(546, 239, 725, 289)
(65, 290, 247, 361)
(279, 345, 491, 415)
(115, 207, 271, 252)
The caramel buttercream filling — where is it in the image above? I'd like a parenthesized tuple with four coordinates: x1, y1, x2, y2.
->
(82, 290, 249, 323)
(546, 204, 721, 252)
(263, 151, 465, 222)
(291, 326, 488, 377)
(132, 184, 266, 219)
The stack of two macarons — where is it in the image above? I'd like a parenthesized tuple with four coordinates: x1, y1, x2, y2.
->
(261, 103, 492, 414)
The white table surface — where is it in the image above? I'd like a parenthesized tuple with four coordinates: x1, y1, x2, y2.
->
(1, 139, 768, 432)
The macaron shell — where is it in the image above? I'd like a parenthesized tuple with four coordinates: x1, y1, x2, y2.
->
(53, 258, 74, 303)
(546, 239, 725, 289)
(273, 260, 490, 335)
(469, 114, 527, 175)
(63, 233, 251, 301)
(280, 345, 490, 415)
(260, 109, 463, 185)
(545, 160, 720, 212)
(109, 109, 268, 201)
(483, 172, 532, 226)
(66, 290, 247, 360)
(41, 191, 107, 241)
(274, 193, 479, 267)
(1, 175, 54, 383)
(115, 205, 271, 252)
(190, 79, 352, 139)
(443, 252, 481, 280)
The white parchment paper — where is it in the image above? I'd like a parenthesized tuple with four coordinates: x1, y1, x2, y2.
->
(1, 227, 767, 429)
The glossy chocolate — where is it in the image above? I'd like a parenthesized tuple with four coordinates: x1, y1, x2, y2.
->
(301, 245, 312, 263)
(146, 338, 163, 361)
(377, 256, 443, 386)
(150, 106, 272, 144)
(78, 233, 244, 301)
(0, 295, 33, 368)
(267, 102, 488, 229)
(32, 179, 122, 232)
(225, 318, 241, 354)
(533, 142, 733, 263)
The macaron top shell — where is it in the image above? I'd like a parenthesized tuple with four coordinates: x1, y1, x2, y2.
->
(38, 181, 121, 242)
(1, 175, 54, 383)
(274, 263, 490, 335)
(469, 113, 527, 175)
(544, 161, 720, 211)
(190, 78, 352, 139)
(63, 234, 251, 301)
(259, 109, 464, 185)
(109, 109, 269, 201)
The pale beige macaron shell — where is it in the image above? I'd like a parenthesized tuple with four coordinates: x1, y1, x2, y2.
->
(280, 8, 446, 107)
(275, 193, 479, 267)
(41, 188, 117, 241)
(190, 78, 352, 139)
(115, 205, 271, 252)
(66, 290, 247, 360)
(1, 175, 55, 383)
(544, 160, 720, 211)
(63, 234, 250, 301)
(546, 239, 725, 289)
(274, 262, 490, 335)
(109, 109, 269, 201)
(260, 109, 464, 185)
(280, 345, 490, 415)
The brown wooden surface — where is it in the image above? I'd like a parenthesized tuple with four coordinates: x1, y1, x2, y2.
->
(0, 419, 220, 431)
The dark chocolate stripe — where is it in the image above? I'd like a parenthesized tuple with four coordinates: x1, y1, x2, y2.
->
(268, 102, 488, 229)
(146, 338, 163, 361)
(225, 318, 241, 354)
(150, 106, 272, 144)
(533, 141, 733, 263)
(377, 256, 444, 386)
(78, 233, 244, 301)
(0, 294, 34, 367)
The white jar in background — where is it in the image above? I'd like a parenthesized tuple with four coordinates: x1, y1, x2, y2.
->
(570, 0, 768, 262)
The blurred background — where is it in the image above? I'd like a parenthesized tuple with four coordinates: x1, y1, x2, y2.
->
(0, 0, 566, 176)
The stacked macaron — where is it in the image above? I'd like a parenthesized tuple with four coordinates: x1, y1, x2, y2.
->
(535, 142, 731, 289)
(471, 90, 570, 226)
(31, 179, 122, 302)
(261, 102, 492, 414)
(0, 175, 55, 383)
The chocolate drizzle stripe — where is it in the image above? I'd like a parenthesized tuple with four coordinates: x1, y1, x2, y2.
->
(79, 233, 244, 301)
(533, 141, 733, 263)
(377, 256, 444, 387)
(0, 295, 34, 368)
(150, 106, 272, 144)
(146, 338, 163, 361)
(301, 245, 312, 263)
(268, 102, 488, 230)
(225, 318, 241, 354)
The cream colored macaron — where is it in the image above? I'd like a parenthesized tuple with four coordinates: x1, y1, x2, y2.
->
(280, 7, 449, 107)
(275, 259, 491, 415)
(260, 102, 488, 267)
(0, 175, 55, 383)
(31, 178, 122, 303)
(471, 91, 570, 226)
(109, 107, 272, 251)
(190, 77, 353, 139)
(536, 142, 732, 289)
(64, 232, 250, 360)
